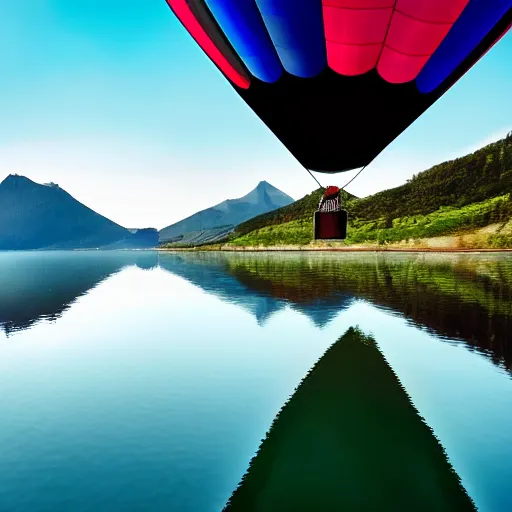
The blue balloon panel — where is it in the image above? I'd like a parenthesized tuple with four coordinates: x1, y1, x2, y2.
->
(255, 0, 327, 78)
(417, 0, 512, 93)
(204, 0, 283, 83)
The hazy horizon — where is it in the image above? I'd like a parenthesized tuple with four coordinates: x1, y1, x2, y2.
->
(1, 1, 510, 229)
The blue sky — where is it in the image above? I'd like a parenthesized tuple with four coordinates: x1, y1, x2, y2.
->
(0, 1, 510, 229)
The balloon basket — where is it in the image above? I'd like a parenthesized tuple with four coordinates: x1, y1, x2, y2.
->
(314, 210, 348, 241)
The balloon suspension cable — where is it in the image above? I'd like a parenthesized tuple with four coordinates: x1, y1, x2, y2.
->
(340, 165, 367, 191)
(305, 167, 324, 190)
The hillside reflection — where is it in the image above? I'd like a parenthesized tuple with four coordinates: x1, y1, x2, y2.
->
(224, 327, 475, 512)
(160, 252, 512, 373)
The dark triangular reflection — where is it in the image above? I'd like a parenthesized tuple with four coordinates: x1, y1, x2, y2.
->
(224, 327, 475, 512)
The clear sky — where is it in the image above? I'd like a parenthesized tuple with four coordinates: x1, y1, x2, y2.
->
(0, 1, 510, 230)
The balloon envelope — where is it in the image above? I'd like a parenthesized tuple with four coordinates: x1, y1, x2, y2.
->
(166, 0, 511, 173)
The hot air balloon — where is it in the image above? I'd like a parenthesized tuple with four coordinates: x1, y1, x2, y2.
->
(165, 0, 511, 240)
(166, 0, 511, 173)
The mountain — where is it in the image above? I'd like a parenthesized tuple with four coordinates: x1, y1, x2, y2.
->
(229, 134, 512, 248)
(0, 175, 158, 250)
(159, 181, 294, 243)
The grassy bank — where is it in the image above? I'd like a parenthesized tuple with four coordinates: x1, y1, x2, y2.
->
(225, 194, 512, 250)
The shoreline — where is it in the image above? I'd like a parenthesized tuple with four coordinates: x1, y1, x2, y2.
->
(157, 224, 512, 254)
(156, 246, 512, 254)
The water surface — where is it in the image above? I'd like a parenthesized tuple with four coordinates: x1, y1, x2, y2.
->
(1, 251, 511, 511)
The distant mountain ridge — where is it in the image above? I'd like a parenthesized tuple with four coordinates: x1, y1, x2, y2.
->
(0, 174, 158, 250)
(159, 181, 294, 244)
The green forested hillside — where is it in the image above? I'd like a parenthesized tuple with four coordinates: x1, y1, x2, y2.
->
(229, 134, 512, 248)
(350, 133, 512, 222)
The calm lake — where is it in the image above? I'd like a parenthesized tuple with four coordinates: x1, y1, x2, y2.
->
(1, 250, 511, 511)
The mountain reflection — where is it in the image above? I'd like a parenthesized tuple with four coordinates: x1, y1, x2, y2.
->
(224, 327, 475, 512)
(0, 251, 158, 334)
(2, 251, 511, 376)
(157, 252, 353, 327)
(159, 252, 512, 373)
